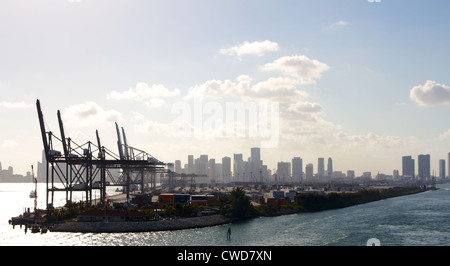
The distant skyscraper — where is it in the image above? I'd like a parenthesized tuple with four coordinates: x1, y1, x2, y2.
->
(277, 162, 291, 181)
(448, 153, 450, 178)
(188, 155, 194, 174)
(418, 154, 430, 180)
(174, 160, 182, 173)
(402, 156, 415, 178)
(195, 158, 207, 176)
(233, 154, 243, 181)
(250, 147, 261, 182)
(250, 148, 260, 165)
(222, 156, 231, 182)
(347, 170, 355, 179)
(292, 157, 303, 183)
(439, 159, 446, 179)
(317, 158, 325, 178)
(305, 164, 314, 181)
(199, 155, 208, 163)
(393, 170, 399, 179)
(327, 157, 333, 179)
(208, 159, 215, 181)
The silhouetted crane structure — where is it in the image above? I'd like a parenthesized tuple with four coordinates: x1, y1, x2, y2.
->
(36, 100, 166, 209)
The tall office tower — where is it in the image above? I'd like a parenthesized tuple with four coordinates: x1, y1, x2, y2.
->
(439, 159, 446, 179)
(261, 164, 268, 183)
(195, 158, 207, 176)
(448, 153, 450, 178)
(305, 164, 314, 181)
(199, 155, 208, 164)
(174, 160, 182, 173)
(277, 162, 291, 182)
(292, 157, 303, 183)
(250, 147, 261, 180)
(418, 154, 430, 180)
(208, 159, 216, 181)
(393, 170, 399, 179)
(347, 170, 355, 179)
(222, 156, 231, 182)
(327, 157, 333, 179)
(233, 154, 243, 181)
(402, 156, 415, 178)
(317, 158, 325, 179)
(251, 148, 261, 164)
(188, 155, 194, 174)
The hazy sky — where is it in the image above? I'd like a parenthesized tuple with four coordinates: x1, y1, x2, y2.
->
(1, 0, 450, 176)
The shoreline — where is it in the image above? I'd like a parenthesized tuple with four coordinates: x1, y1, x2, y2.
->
(26, 186, 431, 233)
(50, 215, 238, 233)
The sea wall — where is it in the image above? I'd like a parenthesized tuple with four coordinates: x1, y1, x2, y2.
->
(50, 215, 235, 233)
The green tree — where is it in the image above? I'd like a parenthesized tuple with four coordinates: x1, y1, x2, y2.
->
(219, 187, 254, 218)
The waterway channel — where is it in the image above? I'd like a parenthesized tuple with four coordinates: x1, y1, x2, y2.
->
(2, 183, 450, 246)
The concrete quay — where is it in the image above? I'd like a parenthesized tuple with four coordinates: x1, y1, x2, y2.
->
(50, 215, 235, 233)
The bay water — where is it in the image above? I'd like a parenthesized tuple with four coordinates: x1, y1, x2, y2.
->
(1, 182, 450, 246)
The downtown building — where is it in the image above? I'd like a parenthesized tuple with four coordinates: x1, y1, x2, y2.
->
(418, 154, 430, 181)
(402, 156, 415, 178)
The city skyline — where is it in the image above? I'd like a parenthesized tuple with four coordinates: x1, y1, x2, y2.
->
(168, 148, 449, 183)
(1, 1, 450, 176)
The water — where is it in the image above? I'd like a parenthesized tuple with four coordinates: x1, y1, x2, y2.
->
(2, 183, 450, 246)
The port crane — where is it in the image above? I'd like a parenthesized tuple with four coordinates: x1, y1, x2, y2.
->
(36, 99, 167, 208)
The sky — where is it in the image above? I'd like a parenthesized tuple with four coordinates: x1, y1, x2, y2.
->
(1, 0, 450, 176)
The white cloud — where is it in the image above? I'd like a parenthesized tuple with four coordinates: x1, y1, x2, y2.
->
(107, 82, 180, 101)
(183, 75, 308, 102)
(62, 101, 123, 128)
(0, 101, 33, 109)
(336, 131, 411, 148)
(145, 98, 166, 109)
(247, 77, 308, 101)
(261, 55, 330, 84)
(286, 101, 323, 114)
(183, 79, 240, 100)
(410, 80, 450, 106)
(132, 111, 187, 137)
(220, 40, 279, 57)
(328, 20, 349, 30)
(439, 129, 450, 140)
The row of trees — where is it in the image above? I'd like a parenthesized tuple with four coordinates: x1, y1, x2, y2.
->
(295, 186, 425, 212)
(217, 186, 426, 217)
(45, 186, 425, 223)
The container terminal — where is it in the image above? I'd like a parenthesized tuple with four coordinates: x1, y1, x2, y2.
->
(8, 99, 438, 233)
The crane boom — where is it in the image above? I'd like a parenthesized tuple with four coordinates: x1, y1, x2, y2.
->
(115, 122, 124, 159)
(96, 130, 103, 159)
(36, 100, 50, 161)
(57, 110, 69, 159)
(122, 127, 130, 160)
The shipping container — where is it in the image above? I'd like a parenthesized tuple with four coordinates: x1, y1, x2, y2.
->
(174, 194, 190, 204)
(267, 197, 288, 207)
(207, 195, 216, 204)
(191, 195, 207, 201)
(135, 193, 152, 207)
(159, 193, 175, 205)
(190, 194, 208, 206)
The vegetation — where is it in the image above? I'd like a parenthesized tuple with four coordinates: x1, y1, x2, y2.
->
(44, 186, 425, 224)
(46, 201, 100, 223)
(218, 187, 255, 218)
(162, 202, 203, 218)
(248, 186, 425, 217)
(295, 186, 425, 212)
